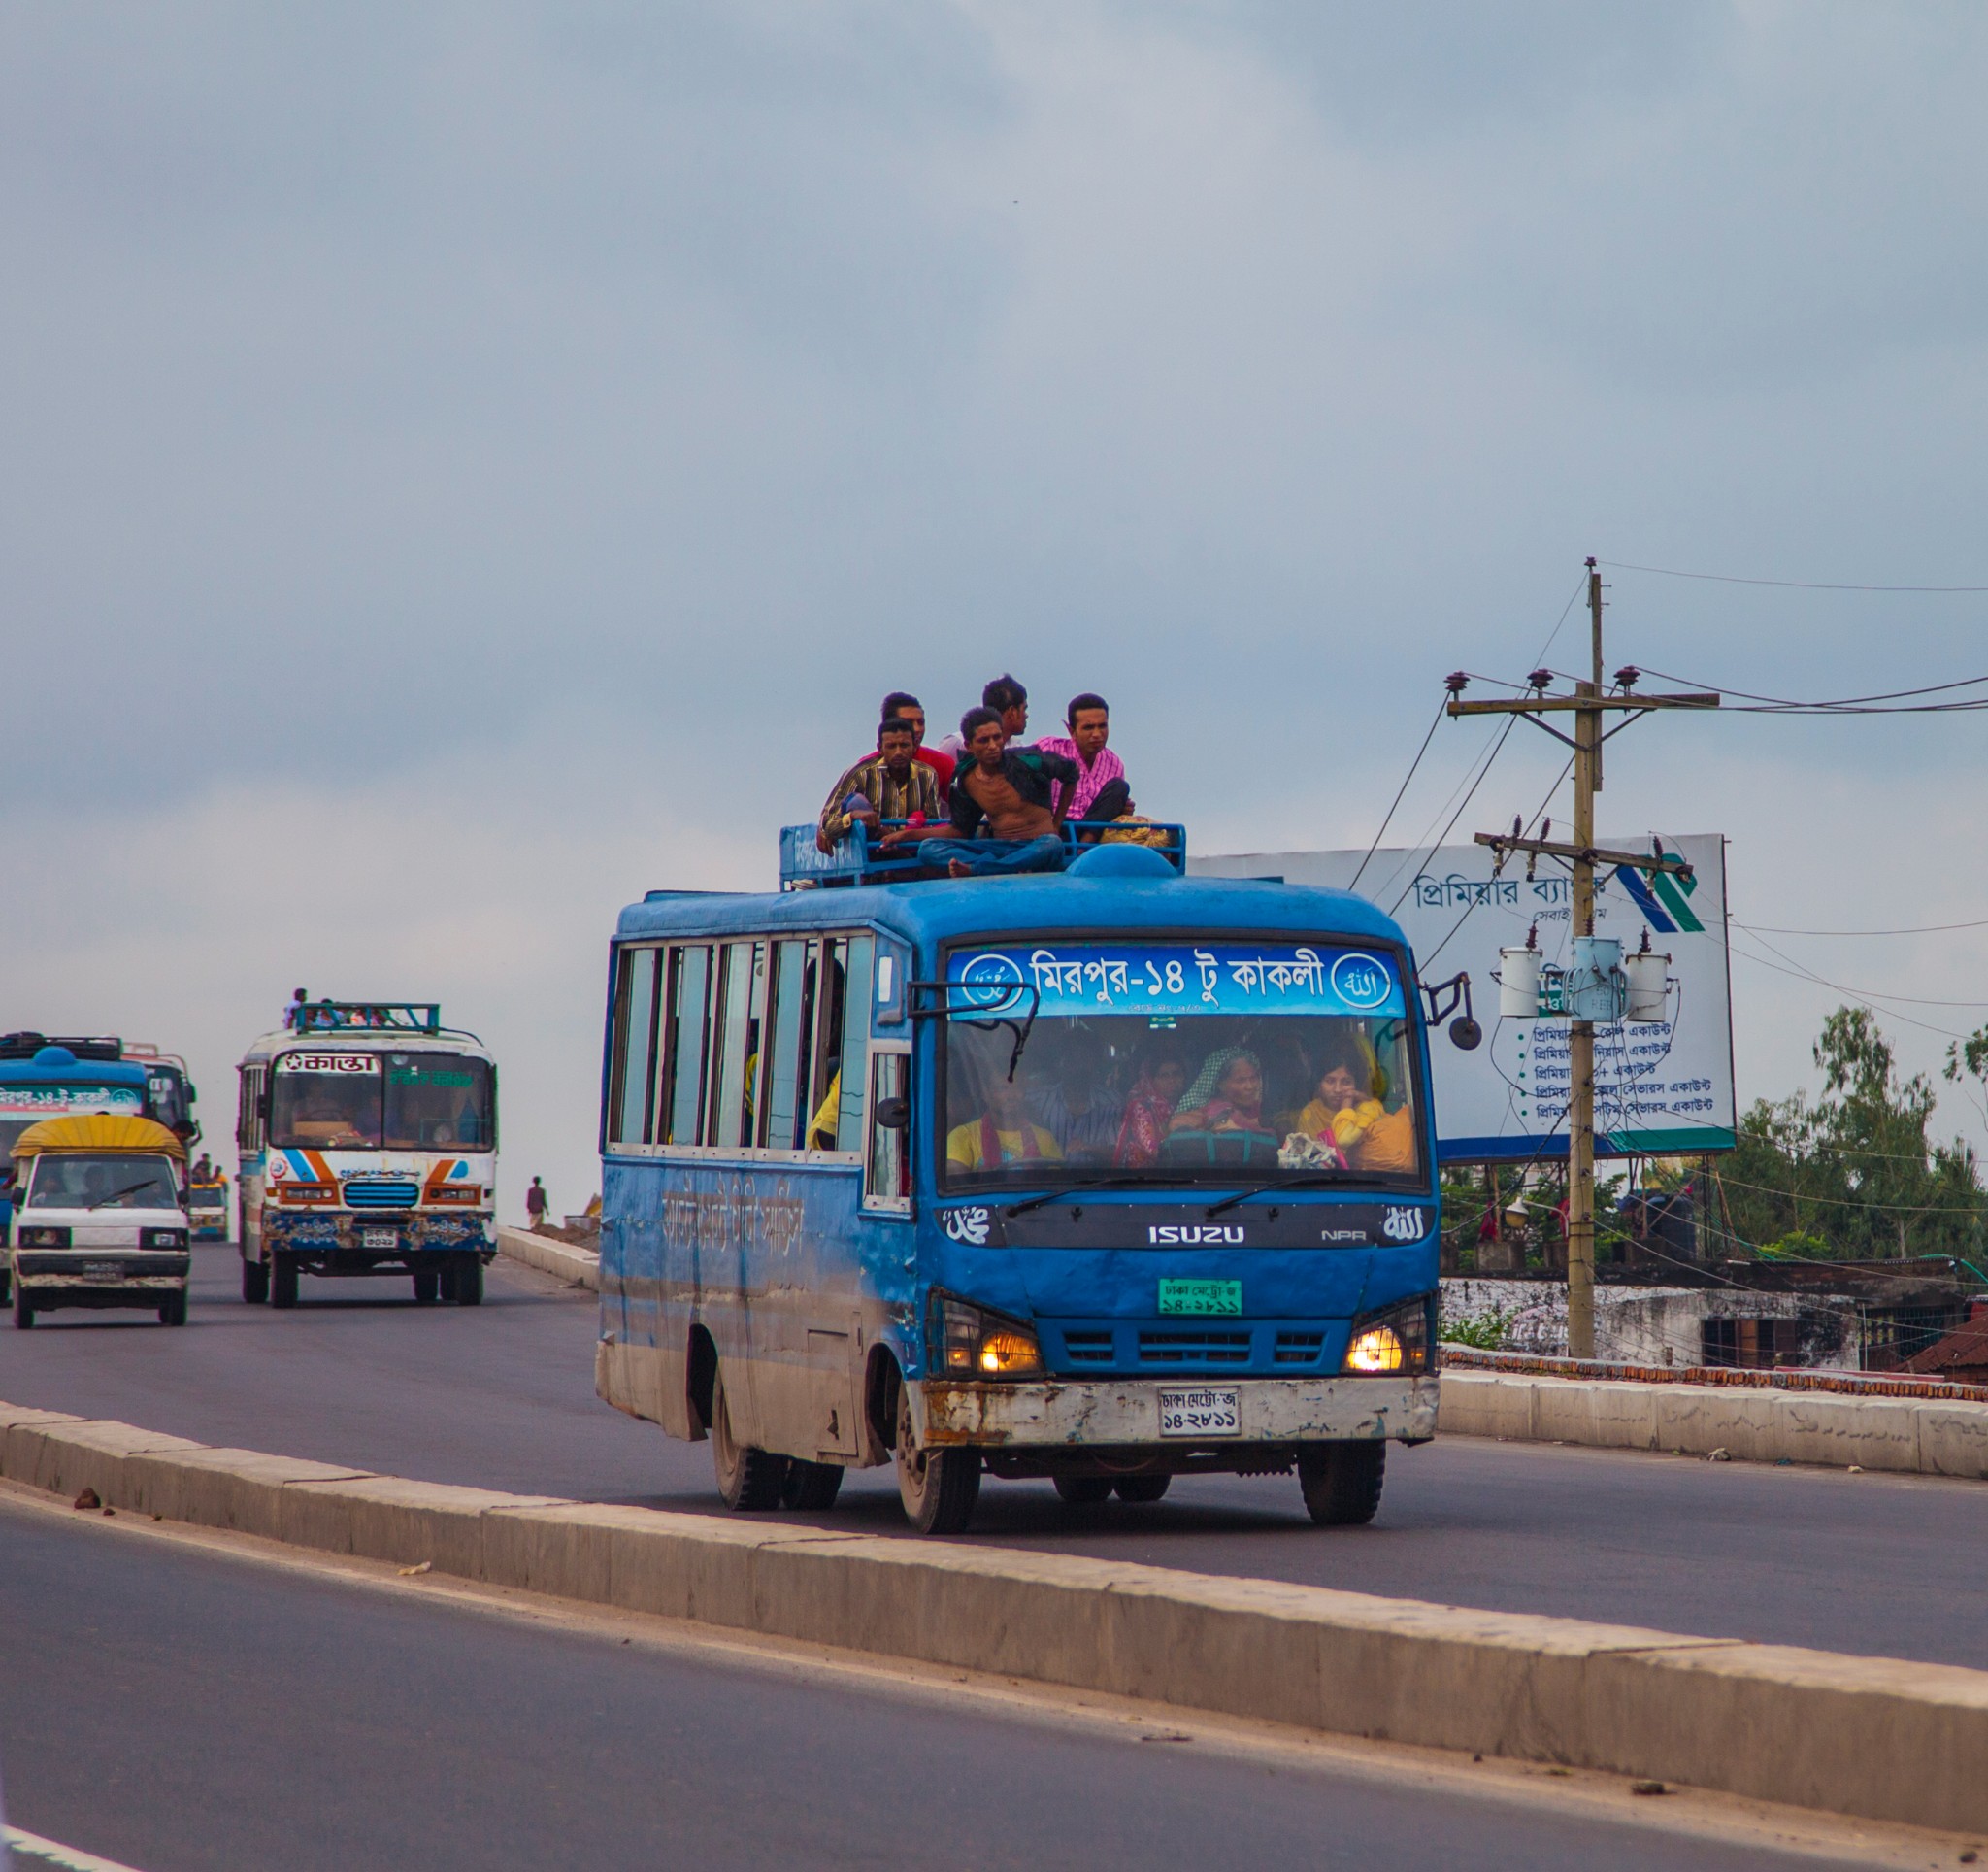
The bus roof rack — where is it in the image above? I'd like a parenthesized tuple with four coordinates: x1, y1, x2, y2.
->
(0, 1033, 125, 1062)
(287, 1000, 444, 1034)
(778, 821, 1188, 890)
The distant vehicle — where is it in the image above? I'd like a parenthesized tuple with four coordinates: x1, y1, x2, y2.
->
(119, 1043, 202, 1147)
(7, 1113, 192, 1328)
(593, 833, 1441, 1536)
(235, 1002, 498, 1309)
(187, 1177, 230, 1241)
(0, 1043, 154, 1238)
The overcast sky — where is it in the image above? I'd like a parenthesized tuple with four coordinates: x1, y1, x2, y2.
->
(7, 2, 1988, 1214)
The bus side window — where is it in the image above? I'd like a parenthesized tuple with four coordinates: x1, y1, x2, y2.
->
(661, 946, 714, 1147)
(837, 937, 875, 1150)
(806, 939, 848, 1151)
(709, 940, 766, 1150)
(865, 1046, 911, 1210)
(609, 946, 662, 1147)
(762, 939, 812, 1151)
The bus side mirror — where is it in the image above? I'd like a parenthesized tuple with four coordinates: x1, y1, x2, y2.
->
(875, 1097, 910, 1132)
(1448, 1017, 1482, 1052)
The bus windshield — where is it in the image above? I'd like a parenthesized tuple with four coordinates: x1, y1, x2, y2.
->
(271, 1053, 494, 1152)
(941, 940, 1423, 1191)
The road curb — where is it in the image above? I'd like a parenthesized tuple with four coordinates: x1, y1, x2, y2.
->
(4, 1396, 1985, 1834)
(494, 1223, 599, 1289)
(1437, 1368, 1988, 1477)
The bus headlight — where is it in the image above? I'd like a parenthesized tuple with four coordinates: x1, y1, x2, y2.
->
(1342, 1295, 1435, 1375)
(931, 1294, 1044, 1380)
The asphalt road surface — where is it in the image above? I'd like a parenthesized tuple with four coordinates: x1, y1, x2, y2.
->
(7, 1243, 1986, 1669)
(0, 1496, 1900, 1872)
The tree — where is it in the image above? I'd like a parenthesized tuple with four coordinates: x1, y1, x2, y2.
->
(1722, 1007, 1982, 1261)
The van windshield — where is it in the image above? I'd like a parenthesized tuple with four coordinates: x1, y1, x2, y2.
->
(940, 941, 1423, 1191)
(271, 1053, 493, 1152)
(26, 1153, 181, 1211)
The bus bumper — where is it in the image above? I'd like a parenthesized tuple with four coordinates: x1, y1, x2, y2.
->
(916, 1373, 1439, 1449)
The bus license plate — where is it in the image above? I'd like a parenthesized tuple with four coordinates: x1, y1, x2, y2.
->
(361, 1228, 398, 1250)
(1158, 1387, 1241, 1437)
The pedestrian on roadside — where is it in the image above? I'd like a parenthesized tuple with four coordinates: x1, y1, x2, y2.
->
(526, 1176, 548, 1230)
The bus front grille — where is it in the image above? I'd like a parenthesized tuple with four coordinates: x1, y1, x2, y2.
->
(1061, 1331, 1116, 1365)
(1274, 1330, 1327, 1366)
(1136, 1330, 1251, 1366)
(345, 1179, 420, 1209)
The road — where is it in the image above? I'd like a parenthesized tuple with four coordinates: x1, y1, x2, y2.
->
(7, 1244, 1987, 1670)
(0, 1494, 1905, 1872)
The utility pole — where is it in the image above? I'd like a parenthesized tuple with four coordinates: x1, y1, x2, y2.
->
(1446, 558, 1719, 1357)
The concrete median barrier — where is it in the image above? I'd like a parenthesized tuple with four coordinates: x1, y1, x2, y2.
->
(494, 1223, 599, 1290)
(4, 1396, 1985, 1836)
(1439, 1367, 1988, 1478)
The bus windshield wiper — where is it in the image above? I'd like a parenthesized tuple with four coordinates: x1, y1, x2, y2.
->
(87, 1181, 160, 1211)
(1204, 1172, 1387, 1218)
(1008, 1175, 1149, 1216)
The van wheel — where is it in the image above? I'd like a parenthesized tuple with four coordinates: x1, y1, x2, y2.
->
(711, 1367, 787, 1511)
(241, 1257, 269, 1305)
(1113, 1473, 1171, 1504)
(1297, 1441, 1385, 1525)
(158, 1291, 188, 1328)
(1051, 1475, 1113, 1505)
(0, 1268, 11, 1306)
(269, 1254, 299, 1310)
(781, 1459, 845, 1512)
(896, 1389, 978, 1535)
(453, 1254, 483, 1307)
(13, 1287, 33, 1329)
(413, 1266, 440, 1304)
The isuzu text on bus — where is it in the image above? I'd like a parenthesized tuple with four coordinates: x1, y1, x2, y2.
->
(594, 830, 1441, 1535)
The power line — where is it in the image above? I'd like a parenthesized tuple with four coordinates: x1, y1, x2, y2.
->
(1740, 927, 1988, 1010)
(1349, 696, 1445, 892)
(1387, 717, 1517, 917)
(1725, 940, 1973, 1042)
(1736, 917, 1988, 938)
(1614, 664, 1988, 714)
(1600, 559, 1988, 594)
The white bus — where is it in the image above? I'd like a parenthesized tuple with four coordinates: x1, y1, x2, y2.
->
(236, 1001, 497, 1309)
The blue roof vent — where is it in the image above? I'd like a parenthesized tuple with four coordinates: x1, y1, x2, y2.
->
(32, 1046, 78, 1068)
(1066, 843, 1177, 881)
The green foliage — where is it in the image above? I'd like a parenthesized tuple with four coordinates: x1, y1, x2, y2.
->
(1723, 1007, 1985, 1261)
(1441, 1307, 1516, 1350)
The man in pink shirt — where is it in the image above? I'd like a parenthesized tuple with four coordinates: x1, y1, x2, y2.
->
(1036, 692, 1133, 825)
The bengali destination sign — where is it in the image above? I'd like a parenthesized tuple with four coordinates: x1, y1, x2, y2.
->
(945, 943, 1408, 1020)
(1190, 835, 1736, 1162)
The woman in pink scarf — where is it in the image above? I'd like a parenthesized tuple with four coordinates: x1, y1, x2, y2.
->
(1114, 1046, 1189, 1167)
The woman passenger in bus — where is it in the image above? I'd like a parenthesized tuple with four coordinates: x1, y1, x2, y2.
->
(1113, 1044, 1189, 1167)
(1296, 1037, 1417, 1173)
(1169, 1047, 1271, 1138)
(946, 1066, 1063, 1172)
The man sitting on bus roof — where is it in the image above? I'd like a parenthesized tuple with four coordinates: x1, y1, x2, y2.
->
(936, 674, 1033, 764)
(815, 715, 944, 854)
(880, 708, 1076, 878)
(1035, 691, 1133, 827)
(870, 691, 954, 801)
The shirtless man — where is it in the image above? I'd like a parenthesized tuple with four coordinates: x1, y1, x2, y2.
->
(880, 708, 1076, 878)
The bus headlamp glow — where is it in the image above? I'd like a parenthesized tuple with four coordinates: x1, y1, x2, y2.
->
(934, 1295, 1044, 1380)
(1344, 1326, 1405, 1373)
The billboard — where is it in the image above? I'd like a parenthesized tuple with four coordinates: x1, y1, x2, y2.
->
(1191, 835, 1735, 1164)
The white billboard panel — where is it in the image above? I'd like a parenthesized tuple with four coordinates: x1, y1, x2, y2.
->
(1191, 836, 1736, 1164)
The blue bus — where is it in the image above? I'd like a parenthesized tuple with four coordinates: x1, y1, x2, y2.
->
(0, 1046, 155, 1277)
(595, 841, 1441, 1534)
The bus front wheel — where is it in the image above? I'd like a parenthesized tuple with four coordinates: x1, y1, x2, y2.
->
(1297, 1441, 1385, 1526)
(269, 1254, 299, 1310)
(895, 1391, 978, 1536)
(711, 1367, 787, 1511)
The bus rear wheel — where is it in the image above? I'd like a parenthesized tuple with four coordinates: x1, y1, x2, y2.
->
(1052, 1475, 1113, 1505)
(241, 1256, 269, 1305)
(711, 1367, 787, 1511)
(413, 1266, 440, 1305)
(1114, 1473, 1172, 1504)
(896, 1391, 978, 1536)
(1297, 1441, 1385, 1526)
(452, 1255, 483, 1307)
(781, 1458, 845, 1512)
(269, 1254, 299, 1310)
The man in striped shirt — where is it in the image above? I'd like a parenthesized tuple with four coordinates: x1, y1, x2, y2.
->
(1035, 692, 1133, 825)
(815, 715, 944, 853)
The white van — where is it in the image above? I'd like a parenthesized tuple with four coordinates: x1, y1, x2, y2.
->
(9, 1114, 192, 1328)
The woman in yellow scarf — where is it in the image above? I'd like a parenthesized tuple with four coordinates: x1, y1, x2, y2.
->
(1296, 1036, 1417, 1174)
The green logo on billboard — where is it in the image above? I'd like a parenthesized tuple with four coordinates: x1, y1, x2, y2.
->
(1158, 1278, 1242, 1316)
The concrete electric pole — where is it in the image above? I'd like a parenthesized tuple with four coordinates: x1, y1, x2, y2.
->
(1446, 559, 1719, 1357)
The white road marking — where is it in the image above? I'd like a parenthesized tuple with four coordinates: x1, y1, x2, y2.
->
(8, 1829, 148, 1872)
